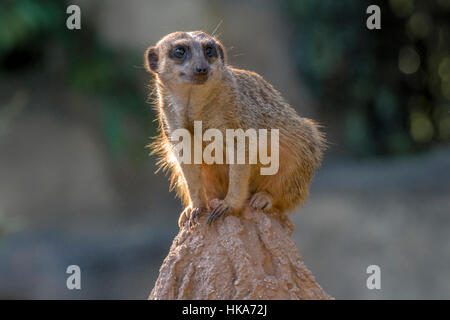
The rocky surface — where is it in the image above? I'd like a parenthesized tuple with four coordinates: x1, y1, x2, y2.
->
(150, 206, 331, 300)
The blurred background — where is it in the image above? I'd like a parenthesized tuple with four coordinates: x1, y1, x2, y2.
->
(0, 0, 449, 299)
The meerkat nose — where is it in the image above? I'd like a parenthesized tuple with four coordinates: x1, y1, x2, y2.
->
(194, 65, 209, 75)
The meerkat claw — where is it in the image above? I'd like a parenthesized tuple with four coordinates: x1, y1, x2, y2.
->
(207, 203, 231, 225)
(250, 192, 272, 211)
(179, 206, 205, 229)
(188, 207, 205, 228)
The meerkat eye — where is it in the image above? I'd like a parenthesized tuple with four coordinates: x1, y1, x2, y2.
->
(173, 47, 186, 58)
(205, 46, 215, 57)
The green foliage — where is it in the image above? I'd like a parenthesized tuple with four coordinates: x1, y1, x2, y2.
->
(284, 0, 450, 156)
(0, 0, 155, 162)
(0, 0, 64, 55)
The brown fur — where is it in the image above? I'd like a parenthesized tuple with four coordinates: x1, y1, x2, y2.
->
(145, 31, 325, 227)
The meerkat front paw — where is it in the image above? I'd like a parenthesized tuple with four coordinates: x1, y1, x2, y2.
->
(207, 199, 235, 225)
(249, 192, 272, 211)
(178, 205, 207, 229)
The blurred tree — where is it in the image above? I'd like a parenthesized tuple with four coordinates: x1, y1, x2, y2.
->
(0, 0, 156, 162)
(283, 0, 450, 157)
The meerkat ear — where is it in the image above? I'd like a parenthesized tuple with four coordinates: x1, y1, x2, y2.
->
(144, 46, 159, 73)
(216, 42, 226, 63)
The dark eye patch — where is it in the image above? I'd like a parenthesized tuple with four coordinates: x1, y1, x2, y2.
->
(205, 46, 214, 57)
(204, 43, 217, 59)
(169, 44, 189, 61)
(173, 46, 186, 58)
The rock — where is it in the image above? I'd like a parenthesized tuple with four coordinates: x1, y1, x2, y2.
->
(149, 205, 332, 300)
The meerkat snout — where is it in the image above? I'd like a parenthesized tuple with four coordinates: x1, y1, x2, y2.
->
(192, 63, 209, 84)
(194, 65, 209, 75)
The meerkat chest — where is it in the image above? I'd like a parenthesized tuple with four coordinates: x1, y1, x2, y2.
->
(164, 90, 213, 133)
(164, 95, 186, 130)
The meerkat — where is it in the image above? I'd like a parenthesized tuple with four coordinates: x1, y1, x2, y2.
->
(144, 31, 325, 228)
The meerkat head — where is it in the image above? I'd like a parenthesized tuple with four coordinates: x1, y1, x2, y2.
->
(144, 31, 227, 88)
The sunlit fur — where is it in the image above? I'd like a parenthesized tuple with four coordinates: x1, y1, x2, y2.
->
(145, 31, 326, 224)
